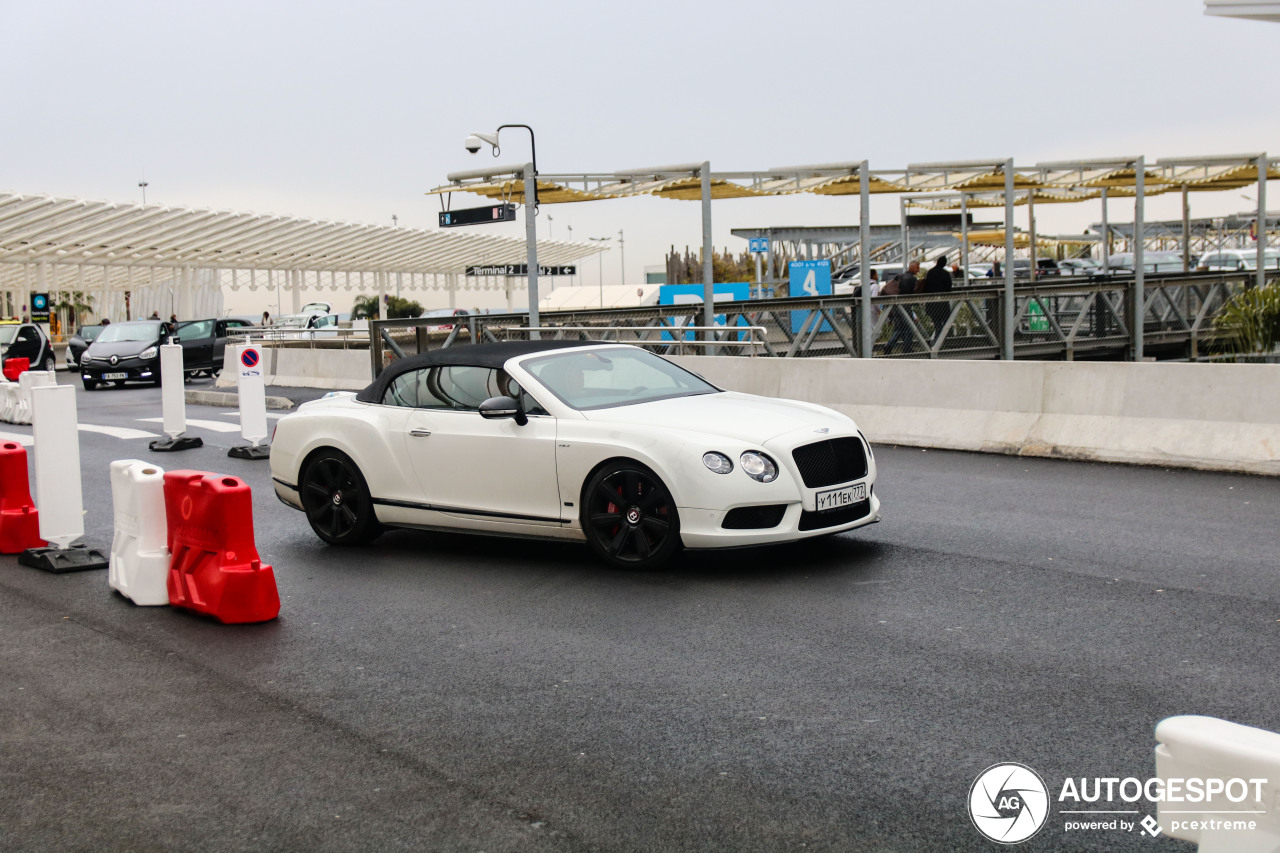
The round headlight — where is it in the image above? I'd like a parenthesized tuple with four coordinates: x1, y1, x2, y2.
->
(140, 346, 158, 360)
(702, 451, 733, 475)
(740, 451, 778, 483)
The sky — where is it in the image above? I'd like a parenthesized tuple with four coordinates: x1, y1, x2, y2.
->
(2, 0, 1277, 314)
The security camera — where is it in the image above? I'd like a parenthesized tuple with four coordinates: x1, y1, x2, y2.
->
(464, 130, 500, 156)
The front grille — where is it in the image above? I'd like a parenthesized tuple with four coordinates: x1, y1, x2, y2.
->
(791, 437, 868, 488)
(722, 504, 787, 530)
(799, 499, 871, 531)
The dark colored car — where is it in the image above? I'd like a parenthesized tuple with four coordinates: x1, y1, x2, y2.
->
(66, 324, 105, 368)
(80, 318, 226, 389)
(0, 322, 56, 372)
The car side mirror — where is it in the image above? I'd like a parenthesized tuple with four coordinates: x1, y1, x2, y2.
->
(479, 395, 527, 426)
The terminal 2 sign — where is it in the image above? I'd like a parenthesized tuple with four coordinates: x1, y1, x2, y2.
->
(466, 265, 576, 277)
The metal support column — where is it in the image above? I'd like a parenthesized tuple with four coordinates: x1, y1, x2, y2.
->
(1100, 187, 1110, 272)
(700, 161, 714, 355)
(524, 162, 540, 339)
(960, 193, 970, 282)
(859, 161, 872, 358)
(1181, 184, 1191, 273)
(1257, 153, 1268, 291)
(1133, 156, 1145, 361)
(1028, 191, 1038, 278)
(1003, 158, 1015, 360)
(900, 198, 909, 265)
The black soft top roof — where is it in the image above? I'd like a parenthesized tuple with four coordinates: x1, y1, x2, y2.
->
(355, 339, 610, 403)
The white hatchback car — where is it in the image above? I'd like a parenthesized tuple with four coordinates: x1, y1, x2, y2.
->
(270, 341, 880, 569)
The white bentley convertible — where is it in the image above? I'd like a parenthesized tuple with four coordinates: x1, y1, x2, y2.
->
(270, 341, 880, 569)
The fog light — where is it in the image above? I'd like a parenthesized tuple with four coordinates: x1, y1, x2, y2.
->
(702, 452, 733, 474)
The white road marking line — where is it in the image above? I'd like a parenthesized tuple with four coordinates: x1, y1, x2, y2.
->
(78, 424, 159, 440)
(217, 411, 284, 419)
(137, 417, 241, 433)
(0, 431, 34, 447)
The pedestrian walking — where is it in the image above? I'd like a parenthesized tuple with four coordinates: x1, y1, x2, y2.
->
(924, 255, 954, 343)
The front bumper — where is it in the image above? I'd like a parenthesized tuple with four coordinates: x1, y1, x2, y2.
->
(679, 490, 881, 549)
(81, 358, 159, 383)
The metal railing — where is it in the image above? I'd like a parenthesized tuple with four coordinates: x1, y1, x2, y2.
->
(359, 270, 1273, 377)
(227, 326, 371, 349)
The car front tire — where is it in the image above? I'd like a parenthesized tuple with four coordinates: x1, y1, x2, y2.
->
(300, 450, 384, 546)
(581, 462, 681, 570)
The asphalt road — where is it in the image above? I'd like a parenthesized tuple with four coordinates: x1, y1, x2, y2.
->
(2, 376, 1277, 852)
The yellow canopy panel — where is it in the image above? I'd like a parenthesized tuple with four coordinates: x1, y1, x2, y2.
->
(956, 229, 1057, 249)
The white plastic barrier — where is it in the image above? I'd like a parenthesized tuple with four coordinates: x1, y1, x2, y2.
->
(108, 459, 171, 606)
(0, 377, 15, 423)
(12, 370, 55, 425)
(1155, 715, 1280, 852)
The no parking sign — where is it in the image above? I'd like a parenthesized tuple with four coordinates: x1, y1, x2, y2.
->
(236, 345, 268, 446)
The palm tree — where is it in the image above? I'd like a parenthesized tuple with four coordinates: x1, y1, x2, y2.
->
(351, 293, 380, 320)
(49, 290, 95, 336)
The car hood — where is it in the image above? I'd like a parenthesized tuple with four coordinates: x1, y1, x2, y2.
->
(86, 340, 155, 358)
(580, 391, 849, 443)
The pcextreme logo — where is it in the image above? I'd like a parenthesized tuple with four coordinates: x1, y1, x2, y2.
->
(967, 763, 1270, 845)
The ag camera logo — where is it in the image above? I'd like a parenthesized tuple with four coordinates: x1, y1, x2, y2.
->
(968, 763, 1050, 844)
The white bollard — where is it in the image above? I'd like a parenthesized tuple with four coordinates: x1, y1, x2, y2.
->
(229, 343, 269, 459)
(149, 343, 202, 452)
(18, 383, 108, 572)
(108, 459, 171, 605)
(1155, 715, 1280, 852)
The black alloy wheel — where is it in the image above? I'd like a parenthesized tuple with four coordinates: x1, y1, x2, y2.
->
(582, 463, 681, 569)
(300, 450, 384, 546)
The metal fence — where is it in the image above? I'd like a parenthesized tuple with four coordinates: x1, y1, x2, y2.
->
(354, 270, 1271, 376)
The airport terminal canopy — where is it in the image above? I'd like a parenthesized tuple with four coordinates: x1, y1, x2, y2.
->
(428, 155, 1277, 210)
(0, 192, 595, 293)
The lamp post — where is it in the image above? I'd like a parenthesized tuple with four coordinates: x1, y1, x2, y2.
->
(589, 236, 612, 307)
(465, 125, 541, 337)
(138, 180, 149, 205)
(617, 228, 625, 284)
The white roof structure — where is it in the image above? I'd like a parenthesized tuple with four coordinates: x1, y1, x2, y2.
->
(0, 192, 595, 294)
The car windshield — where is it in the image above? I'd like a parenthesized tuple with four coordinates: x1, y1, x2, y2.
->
(78, 325, 104, 341)
(523, 347, 718, 411)
(96, 322, 161, 343)
(0, 326, 16, 345)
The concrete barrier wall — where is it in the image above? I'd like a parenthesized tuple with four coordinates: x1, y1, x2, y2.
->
(217, 347, 369, 391)
(671, 357, 1280, 476)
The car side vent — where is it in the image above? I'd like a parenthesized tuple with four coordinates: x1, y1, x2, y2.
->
(791, 438, 868, 489)
(722, 505, 787, 530)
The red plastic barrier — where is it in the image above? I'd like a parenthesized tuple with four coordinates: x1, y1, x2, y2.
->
(0, 441, 46, 553)
(162, 470, 279, 624)
(2, 358, 30, 382)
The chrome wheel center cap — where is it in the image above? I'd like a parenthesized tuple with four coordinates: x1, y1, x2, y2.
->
(332, 491, 343, 506)
(626, 506, 641, 525)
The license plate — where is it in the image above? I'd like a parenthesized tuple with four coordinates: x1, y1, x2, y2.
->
(102, 372, 128, 380)
(815, 482, 866, 511)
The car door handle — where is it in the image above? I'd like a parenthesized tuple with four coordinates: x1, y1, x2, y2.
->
(409, 428, 432, 437)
